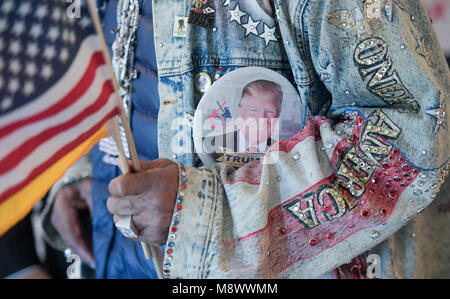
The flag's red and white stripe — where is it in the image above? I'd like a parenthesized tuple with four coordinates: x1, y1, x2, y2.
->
(0, 36, 118, 202)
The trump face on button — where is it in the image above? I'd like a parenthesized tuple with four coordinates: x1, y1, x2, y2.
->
(236, 79, 282, 153)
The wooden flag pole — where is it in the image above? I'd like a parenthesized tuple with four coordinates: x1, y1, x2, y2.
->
(86, 0, 163, 279)
(104, 118, 163, 279)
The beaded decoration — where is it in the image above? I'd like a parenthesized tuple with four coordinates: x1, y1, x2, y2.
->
(162, 163, 187, 278)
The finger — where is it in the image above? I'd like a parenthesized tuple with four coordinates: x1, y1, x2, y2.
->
(85, 195, 93, 217)
(72, 198, 88, 210)
(124, 159, 170, 175)
(127, 159, 166, 177)
(108, 172, 155, 197)
(77, 179, 94, 215)
(71, 238, 96, 269)
(139, 159, 174, 170)
(129, 212, 149, 231)
(57, 185, 77, 202)
(113, 214, 119, 226)
(106, 196, 139, 215)
(132, 210, 171, 231)
(64, 219, 96, 268)
(138, 226, 168, 246)
(108, 159, 178, 197)
(124, 160, 165, 173)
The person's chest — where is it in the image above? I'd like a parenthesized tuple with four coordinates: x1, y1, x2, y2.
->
(151, 0, 312, 165)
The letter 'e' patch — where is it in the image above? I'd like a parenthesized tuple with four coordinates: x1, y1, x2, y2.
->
(188, 0, 216, 28)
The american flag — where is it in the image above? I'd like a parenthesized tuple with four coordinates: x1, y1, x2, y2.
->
(0, 0, 118, 234)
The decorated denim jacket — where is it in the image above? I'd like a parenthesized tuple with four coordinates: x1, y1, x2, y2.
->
(38, 0, 445, 278)
(144, 0, 450, 279)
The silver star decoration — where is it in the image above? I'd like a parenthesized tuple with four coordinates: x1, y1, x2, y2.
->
(242, 16, 260, 36)
(223, 0, 231, 6)
(426, 92, 447, 134)
(416, 37, 433, 67)
(230, 4, 246, 24)
(411, 29, 433, 68)
(259, 24, 277, 45)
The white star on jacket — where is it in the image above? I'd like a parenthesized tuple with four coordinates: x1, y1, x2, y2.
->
(229, 4, 246, 24)
(426, 92, 447, 134)
(260, 24, 277, 45)
(242, 16, 260, 36)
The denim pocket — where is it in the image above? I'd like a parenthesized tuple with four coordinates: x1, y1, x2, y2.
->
(154, 1, 292, 76)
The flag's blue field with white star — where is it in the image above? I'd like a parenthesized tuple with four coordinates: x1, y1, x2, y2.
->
(0, 0, 95, 113)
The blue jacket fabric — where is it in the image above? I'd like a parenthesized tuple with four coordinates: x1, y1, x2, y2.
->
(91, 0, 159, 278)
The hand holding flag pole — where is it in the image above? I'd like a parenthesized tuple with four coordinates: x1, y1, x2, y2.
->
(86, 0, 164, 279)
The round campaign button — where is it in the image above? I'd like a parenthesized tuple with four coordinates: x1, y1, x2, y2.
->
(193, 67, 304, 169)
(194, 72, 212, 93)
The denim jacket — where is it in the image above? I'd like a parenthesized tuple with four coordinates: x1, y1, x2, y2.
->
(150, 0, 449, 279)
(42, 0, 450, 279)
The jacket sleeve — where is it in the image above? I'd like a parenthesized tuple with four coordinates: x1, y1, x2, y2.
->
(162, 0, 449, 278)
